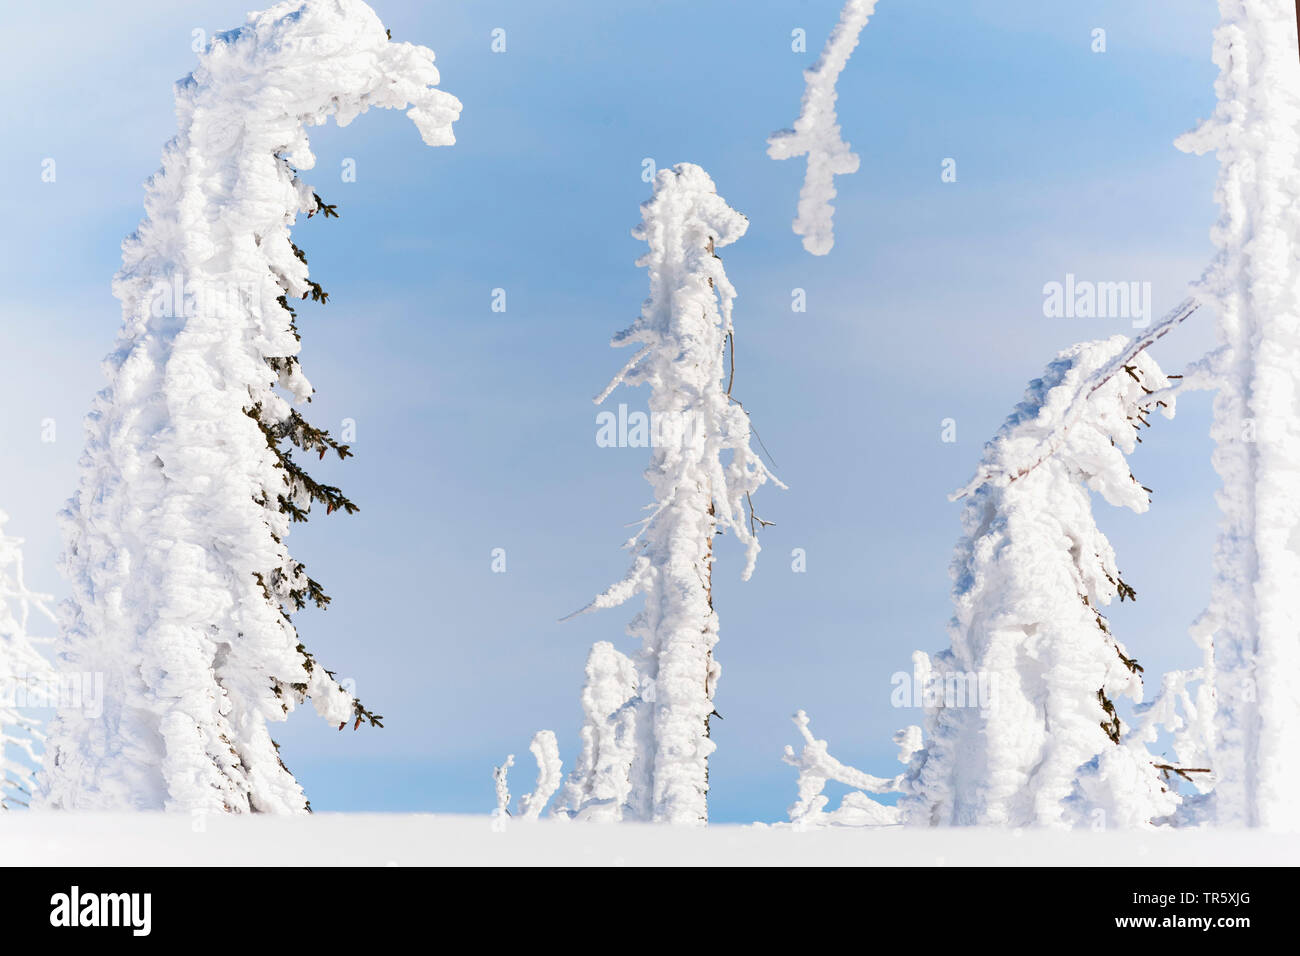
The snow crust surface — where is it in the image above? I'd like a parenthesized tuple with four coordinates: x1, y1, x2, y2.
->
(0, 812, 1292, 867)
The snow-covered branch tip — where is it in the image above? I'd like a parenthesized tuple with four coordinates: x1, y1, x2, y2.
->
(768, 0, 879, 255)
(783, 710, 915, 827)
(492, 754, 513, 820)
(574, 161, 779, 630)
(493, 732, 562, 822)
(950, 296, 1202, 502)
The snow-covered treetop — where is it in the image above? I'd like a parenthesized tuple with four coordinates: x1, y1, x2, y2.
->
(101, 0, 460, 467)
(951, 298, 1197, 508)
(768, 0, 878, 255)
(197, 0, 458, 145)
(967, 340, 1171, 513)
(585, 162, 778, 595)
(117, 0, 461, 398)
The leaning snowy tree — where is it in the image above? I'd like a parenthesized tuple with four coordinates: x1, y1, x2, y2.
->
(550, 164, 780, 825)
(785, 305, 1209, 828)
(906, 325, 1187, 827)
(1175, 0, 1300, 829)
(0, 512, 57, 809)
(38, 0, 460, 813)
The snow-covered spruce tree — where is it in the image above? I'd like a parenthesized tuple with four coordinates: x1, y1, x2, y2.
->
(1175, 0, 1300, 829)
(768, 0, 879, 255)
(557, 164, 779, 825)
(38, 0, 460, 813)
(901, 332, 1186, 827)
(783, 315, 1203, 828)
(0, 512, 57, 809)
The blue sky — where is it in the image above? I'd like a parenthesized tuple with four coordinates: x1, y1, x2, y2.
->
(0, 0, 1225, 822)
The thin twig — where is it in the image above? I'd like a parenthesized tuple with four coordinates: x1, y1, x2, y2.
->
(746, 491, 775, 537)
(1153, 763, 1212, 782)
(726, 330, 736, 397)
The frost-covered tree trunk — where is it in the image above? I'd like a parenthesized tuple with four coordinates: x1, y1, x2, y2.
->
(0, 513, 57, 809)
(903, 336, 1180, 827)
(38, 0, 460, 813)
(1176, 0, 1300, 829)
(564, 164, 778, 824)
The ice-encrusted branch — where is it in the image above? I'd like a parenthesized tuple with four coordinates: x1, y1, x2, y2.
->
(492, 754, 514, 821)
(768, 0, 880, 255)
(493, 732, 563, 822)
(517, 731, 563, 821)
(782, 710, 913, 827)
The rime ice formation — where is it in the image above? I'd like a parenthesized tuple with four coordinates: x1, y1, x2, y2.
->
(768, 0, 879, 255)
(39, 0, 460, 813)
(559, 164, 779, 824)
(0, 513, 57, 809)
(1176, 0, 1300, 829)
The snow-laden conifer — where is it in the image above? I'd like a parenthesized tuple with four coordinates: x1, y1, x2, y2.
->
(1175, 0, 1300, 829)
(768, 0, 878, 255)
(784, 313, 1201, 828)
(904, 331, 1183, 826)
(38, 0, 460, 813)
(0, 513, 57, 809)
(560, 164, 779, 825)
